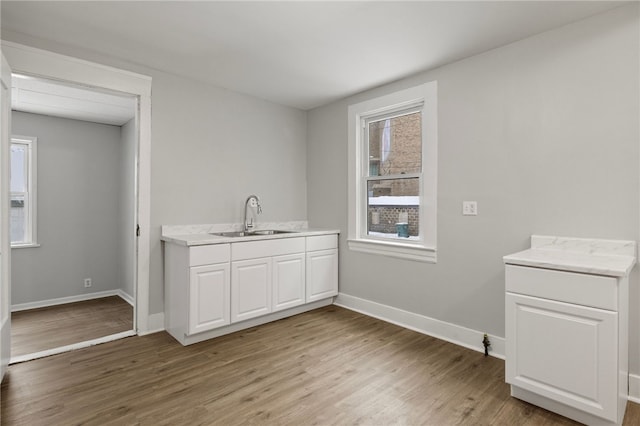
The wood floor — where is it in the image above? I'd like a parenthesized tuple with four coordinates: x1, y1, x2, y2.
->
(2, 305, 639, 425)
(11, 296, 133, 357)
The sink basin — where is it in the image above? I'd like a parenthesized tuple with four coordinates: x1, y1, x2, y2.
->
(209, 230, 297, 237)
(250, 229, 296, 235)
(210, 231, 251, 237)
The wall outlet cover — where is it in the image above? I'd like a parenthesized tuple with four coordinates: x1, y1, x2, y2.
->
(462, 201, 478, 216)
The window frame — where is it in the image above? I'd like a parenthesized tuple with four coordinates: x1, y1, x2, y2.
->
(347, 82, 438, 262)
(10, 135, 38, 248)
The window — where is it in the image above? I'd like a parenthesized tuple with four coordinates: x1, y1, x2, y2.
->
(10, 136, 38, 247)
(348, 82, 437, 262)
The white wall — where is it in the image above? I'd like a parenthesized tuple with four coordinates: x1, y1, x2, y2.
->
(307, 4, 640, 368)
(11, 111, 124, 304)
(0, 33, 309, 316)
(119, 118, 136, 300)
(148, 72, 307, 312)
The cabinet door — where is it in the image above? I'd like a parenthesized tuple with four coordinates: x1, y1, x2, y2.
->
(231, 257, 272, 322)
(506, 292, 617, 421)
(189, 263, 230, 335)
(306, 249, 338, 303)
(272, 253, 305, 312)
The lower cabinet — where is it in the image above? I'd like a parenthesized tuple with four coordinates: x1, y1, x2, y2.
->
(231, 257, 272, 322)
(272, 253, 306, 312)
(164, 232, 339, 346)
(189, 263, 230, 334)
(506, 292, 618, 421)
(306, 249, 338, 302)
(505, 264, 627, 425)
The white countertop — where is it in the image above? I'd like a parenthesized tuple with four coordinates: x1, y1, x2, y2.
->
(503, 235, 636, 277)
(162, 226, 340, 247)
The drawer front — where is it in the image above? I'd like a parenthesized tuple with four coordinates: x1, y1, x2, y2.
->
(505, 265, 617, 311)
(232, 237, 305, 261)
(189, 244, 230, 267)
(306, 234, 338, 251)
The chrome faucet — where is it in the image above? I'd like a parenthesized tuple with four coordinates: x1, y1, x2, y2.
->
(244, 194, 262, 232)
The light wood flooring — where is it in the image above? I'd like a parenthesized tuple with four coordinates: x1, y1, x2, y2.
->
(11, 296, 133, 357)
(2, 305, 639, 425)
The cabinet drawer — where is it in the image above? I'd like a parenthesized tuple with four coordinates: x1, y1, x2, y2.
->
(232, 237, 305, 261)
(189, 244, 230, 267)
(505, 265, 617, 311)
(306, 234, 338, 251)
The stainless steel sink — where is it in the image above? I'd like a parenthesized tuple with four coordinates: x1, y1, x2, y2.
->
(209, 230, 297, 237)
(250, 229, 296, 235)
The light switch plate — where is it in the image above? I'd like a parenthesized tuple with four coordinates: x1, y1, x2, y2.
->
(462, 201, 478, 216)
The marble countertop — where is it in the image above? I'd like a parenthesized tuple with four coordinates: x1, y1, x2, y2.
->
(161, 221, 339, 246)
(503, 235, 636, 277)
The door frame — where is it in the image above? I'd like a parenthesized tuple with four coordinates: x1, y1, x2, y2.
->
(1, 41, 153, 334)
(1, 52, 12, 381)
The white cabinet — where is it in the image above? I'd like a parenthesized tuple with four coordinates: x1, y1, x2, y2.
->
(231, 237, 306, 322)
(231, 257, 271, 322)
(272, 253, 306, 312)
(505, 255, 632, 426)
(190, 263, 230, 334)
(164, 243, 231, 343)
(306, 235, 338, 303)
(163, 231, 339, 346)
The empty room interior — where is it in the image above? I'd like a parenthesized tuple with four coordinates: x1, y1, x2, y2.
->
(1, 1, 640, 425)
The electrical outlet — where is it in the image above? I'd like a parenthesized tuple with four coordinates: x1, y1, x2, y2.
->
(84, 278, 92, 288)
(462, 201, 478, 216)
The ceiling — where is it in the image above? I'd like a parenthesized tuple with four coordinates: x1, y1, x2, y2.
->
(0, 1, 628, 111)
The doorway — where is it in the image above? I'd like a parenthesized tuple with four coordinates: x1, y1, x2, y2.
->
(1, 41, 153, 367)
(9, 74, 138, 362)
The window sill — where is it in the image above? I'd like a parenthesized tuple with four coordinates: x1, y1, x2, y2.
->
(11, 243, 40, 249)
(348, 238, 436, 263)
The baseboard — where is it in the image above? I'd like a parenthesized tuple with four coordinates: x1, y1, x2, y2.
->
(116, 289, 134, 306)
(630, 374, 640, 403)
(334, 292, 506, 359)
(139, 312, 165, 336)
(11, 289, 131, 312)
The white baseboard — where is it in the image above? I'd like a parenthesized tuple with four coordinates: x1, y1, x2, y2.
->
(117, 289, 134, 306)
(139, 312, 165, 336)
(334, 292, 505, 359)
(11, 289, 131, 312)
(630, 374, 640, 403)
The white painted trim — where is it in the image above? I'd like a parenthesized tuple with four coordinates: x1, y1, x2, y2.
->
(11, 290, 131, 312)
(9, 135, 38, 247)
(629, 373, 640, 403)
(347, 82, 438, 262)
(334, 292, 505, 359)
(348, 239, 436, 263)
(139, 312, 165, 336)
(2, 40, 152, 335)
(9, 330, 135, 364)
(117, 289, 134, 307)
(1, 52, 13, 382)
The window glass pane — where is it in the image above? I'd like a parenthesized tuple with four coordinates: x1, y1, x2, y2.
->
(367, 178, 419, 240)
(10, 144, 27, 193)
(10, 194, 26, 243)
(368, 112, 421, 176)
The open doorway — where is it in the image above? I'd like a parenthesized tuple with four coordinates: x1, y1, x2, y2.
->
(9, 74, 137, 362)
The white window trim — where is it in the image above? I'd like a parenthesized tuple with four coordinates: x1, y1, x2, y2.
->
(10, 135, 38, 248)
(347, 82, 438, 262)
